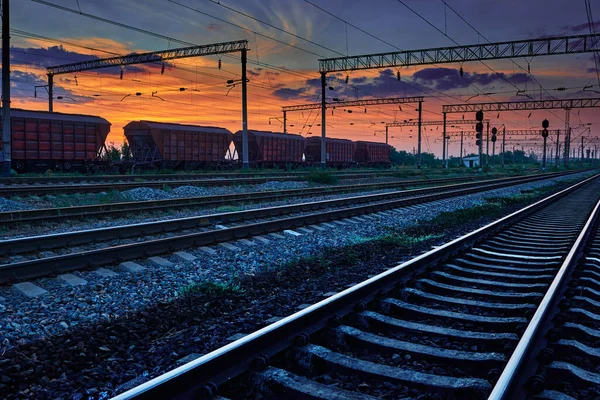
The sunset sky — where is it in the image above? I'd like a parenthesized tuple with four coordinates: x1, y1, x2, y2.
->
(4, 0, 600, 157)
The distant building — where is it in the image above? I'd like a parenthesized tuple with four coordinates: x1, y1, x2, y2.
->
(462, 156, 480, 168)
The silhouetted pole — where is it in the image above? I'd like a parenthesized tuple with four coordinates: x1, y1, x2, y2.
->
(485, 122, 490, 166)
(417, 100, 422, 168)
(555, 130, 560, 167)
(2, 0, 11, 176)
(48, 74, 53, 112)
(460, 130, 464, 165)
(442, 112, 447, 169)
(241, 49, 249, 169)
(320, 72, 326, 168)
(501, 127, 506, 168)
(283, 111, 287, 134)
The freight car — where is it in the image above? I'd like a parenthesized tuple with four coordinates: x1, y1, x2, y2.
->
(0, 109, 110, 172)
(232, 130, 305, 167)
(354, 141, 391, 167)
(304, 136, 354, 168)
(123, 121, 233, 169)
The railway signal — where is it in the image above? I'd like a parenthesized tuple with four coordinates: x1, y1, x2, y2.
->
(541, 119, 549, 170)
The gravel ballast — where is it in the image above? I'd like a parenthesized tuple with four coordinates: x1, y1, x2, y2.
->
(0, 171, 595, 398)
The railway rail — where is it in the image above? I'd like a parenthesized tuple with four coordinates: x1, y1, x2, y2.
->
(0, 170, 411, 197)
(0, 169, 400, 185)
(0, 170, 586, 285)
(0, 175, 488, 226)
(111, 173, 600, 400)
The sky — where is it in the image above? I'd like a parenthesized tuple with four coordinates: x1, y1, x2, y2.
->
(3, 0, 600, 158)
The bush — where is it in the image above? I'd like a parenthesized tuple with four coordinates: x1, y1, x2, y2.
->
(306, 170, 338, 184)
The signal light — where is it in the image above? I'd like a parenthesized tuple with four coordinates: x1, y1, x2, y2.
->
(542, 119, 549, 129)
(475, 110, 484, 122)
(475, 123, 484, 132)
(491, 135, 497, 143)
(491, 127, 497, 135)
(476, 133, 482, 140)
(542, 129, 549, 138)
(476, 140, 481, 146)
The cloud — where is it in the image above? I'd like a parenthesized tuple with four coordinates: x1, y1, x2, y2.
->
(272, 87, 308, 100)
(11, 45, 144, 75)
(247, 69, 261, 77)
(413, 67, 531, 90)
(3, 68, 94, 104)
(562, 21, 600, 33)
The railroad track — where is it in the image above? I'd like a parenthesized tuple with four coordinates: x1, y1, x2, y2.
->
(0, 171, 586, 284)
(488, 185, 600, 399)
(0, 169, 400, 185)
(110, 173, 600, 400)
(0, 170, 409, 197)
(0, 175, 490, 225)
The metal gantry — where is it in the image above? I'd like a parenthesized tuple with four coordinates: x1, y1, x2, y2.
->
(282, 97, 423, 151)
(316, 34, 600, 169)
(46, 40, 253, 168)
(442, 97, 600, 168)
(441, 97, 600, 113)
(319, 33, 600, 72)
(386, 119, 490, 166)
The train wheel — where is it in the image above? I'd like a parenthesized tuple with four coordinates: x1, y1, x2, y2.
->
(54, 162, 63, 171)
(15, 161, 25, 172)
(64, 161, 72, 170)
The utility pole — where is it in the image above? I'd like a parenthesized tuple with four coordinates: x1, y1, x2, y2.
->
(581, 137, 584, 164)
(555, 129, 560, 167)
(442, 112, 447, 169)
(48, 74, 53, 112)
(320, 72, 326, 168)
(460, 130, 464, 166)
(501, 127, 506, 168)
(241, 49, 249, 169)
(385, 125, 388, 145)
(283, 111, 287, 134)
(2, 0, 11, 176)
(486, 122, 490, 166)
(417, 100, 422, 169)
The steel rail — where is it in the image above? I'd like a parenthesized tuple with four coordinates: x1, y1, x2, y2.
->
(488, 196, 600, 400)
(0, 172, 574, 256)
(0, 169, 400, 185)
(110, 175, 600, 400)
(0, 176, 483, 225)
(0, 172, 586, 284)
(0, 171, 407, 197)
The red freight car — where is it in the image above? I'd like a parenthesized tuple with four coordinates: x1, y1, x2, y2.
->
(304, 136, 354, 167)
(354, 141, 391, 166)
(232, 130, 305, 167)
(123, 121, 233, 169)
(0, 109, 110, 172)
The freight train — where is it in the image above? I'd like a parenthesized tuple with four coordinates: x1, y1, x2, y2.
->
(0, 110, 391, 172)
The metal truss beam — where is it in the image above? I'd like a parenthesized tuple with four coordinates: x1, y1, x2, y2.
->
(282, 96, 424, 112)
(451, 130, 544, 137)
(47, 40, 248, 75)
(387, 119, 489, 128)
(442, 97, 600, 113)
(319, 33, 600, 73)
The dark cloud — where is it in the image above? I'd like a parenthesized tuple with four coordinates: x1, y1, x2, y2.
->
(272, 87, 308, 100)
(3, 69, 93, 104)
(413, 67, 531, 90)
(562, 21, 600, 33)
(351, 77, 367, 84)
(247, 69, 261, 77)
(11, 45, 144, 75)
